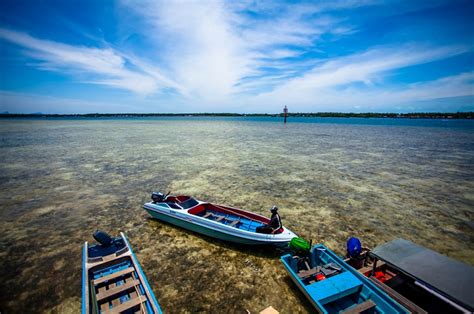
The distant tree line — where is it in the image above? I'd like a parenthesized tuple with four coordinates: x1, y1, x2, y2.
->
(0, 112, 472, 119)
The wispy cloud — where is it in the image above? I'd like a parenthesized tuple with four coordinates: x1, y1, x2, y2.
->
(267, 44, 470, 93)
(0, 28, 181, 95)
(120, 0, 363, 102)
(246, 45, 473, 111)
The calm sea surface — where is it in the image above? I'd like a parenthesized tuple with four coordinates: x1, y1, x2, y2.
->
(1, 117, 473, 313)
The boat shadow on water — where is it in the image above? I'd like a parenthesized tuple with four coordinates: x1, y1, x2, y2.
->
(145, 217, 286, 259)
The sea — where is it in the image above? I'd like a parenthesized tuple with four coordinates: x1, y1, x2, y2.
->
(0, 116, 473, 313)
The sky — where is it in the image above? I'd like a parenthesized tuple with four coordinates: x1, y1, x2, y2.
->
(0, 0, 473, 114)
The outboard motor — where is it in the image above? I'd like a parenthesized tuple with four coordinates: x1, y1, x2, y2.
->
(93, 230, 113, 247)
(347, 237, 362, 259)
(151, 192, 164, 203)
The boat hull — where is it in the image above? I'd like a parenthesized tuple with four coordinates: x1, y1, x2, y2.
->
(144, 207, 278, 245)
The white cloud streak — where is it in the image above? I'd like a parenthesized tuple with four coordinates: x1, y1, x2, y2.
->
(120, 0, 363, 102)
(0, 28, 181, 95)
(244, 45, 473, 111)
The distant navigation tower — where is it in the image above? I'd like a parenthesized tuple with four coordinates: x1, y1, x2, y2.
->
(283, 105, 288, 123)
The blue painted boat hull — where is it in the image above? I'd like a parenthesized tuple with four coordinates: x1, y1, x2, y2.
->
(281, 244, 409, 314)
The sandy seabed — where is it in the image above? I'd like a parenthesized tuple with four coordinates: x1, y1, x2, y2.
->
(0, 118, 473, 313)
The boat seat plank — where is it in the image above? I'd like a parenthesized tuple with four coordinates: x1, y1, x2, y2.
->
(111, 296, 120, 309)
(105, 294, 148, 314)
(100, 300, 109, 313)
(96, 279, 140, 301)
(341, 299, 376, 314)
(229, 219, 241, 227)
(203, 212, 213, 218)
(93, 267, 135, 285)
(215, 216, 225, 222)
(297, 267, 319, 279)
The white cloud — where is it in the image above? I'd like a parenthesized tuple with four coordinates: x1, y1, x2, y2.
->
(242, 44, 473, 111)
(120, 0, 361, 103)
(0, 28, 181, 95)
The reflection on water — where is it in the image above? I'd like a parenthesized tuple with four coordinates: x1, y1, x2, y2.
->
(0, 118, 473, 313)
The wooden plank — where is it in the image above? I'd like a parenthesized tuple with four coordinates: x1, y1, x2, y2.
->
(260, 306, 279, 314)
(96, 279, 140, 301)
(215, 216, 225, 222)
(203, 212, 212, 218)
(105, 295, 148, 314)
(341, 299, 376, 314)
(100, 300, 109, 313)
(230, 219, 241, 227)
(297, 267, 320, 279)
(93, 267, 135, 285)
(98, 284, 109, 312)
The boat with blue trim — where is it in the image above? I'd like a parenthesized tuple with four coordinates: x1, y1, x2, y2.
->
(281, 242, 409, 314)
(82, 231, 162, 314)
(143, 191, 297, 245)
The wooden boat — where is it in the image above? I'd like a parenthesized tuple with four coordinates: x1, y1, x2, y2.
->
(82, 231, 162, 314)
(143, 192, 297, 245)
(345, 238, 474, 313)
(281, 243, 409, 314)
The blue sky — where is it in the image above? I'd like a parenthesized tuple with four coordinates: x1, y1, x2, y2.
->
(0, 0, 473, 113)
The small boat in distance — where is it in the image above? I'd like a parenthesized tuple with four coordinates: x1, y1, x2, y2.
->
(143, 191, 297, 245)
(281, 243, 409, 314)
(82, 231, 162, 314)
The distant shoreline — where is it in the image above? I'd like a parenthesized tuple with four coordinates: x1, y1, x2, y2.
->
(0, 112, 473, 119)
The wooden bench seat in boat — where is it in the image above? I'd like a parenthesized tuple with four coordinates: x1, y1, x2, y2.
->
(298, 267, 320, 279)
(215, 215, 225, 222)
(341, 299, 376, 314)
(93, 267, 135, 285)
(96, 278, 141, 301)
(229, 219, 241, 227)
(103, 294, 148, 314)
(202, 211, 242, 227)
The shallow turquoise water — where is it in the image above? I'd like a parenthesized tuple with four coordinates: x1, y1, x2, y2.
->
(0, 117, 473, 313)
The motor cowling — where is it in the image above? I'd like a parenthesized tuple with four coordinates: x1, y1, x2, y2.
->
(151, 192, 164, 203)
(347, 237, 362, 258)
(93, 230, 112, 247)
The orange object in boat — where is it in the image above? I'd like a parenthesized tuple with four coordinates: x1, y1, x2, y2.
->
(316, 273, 326, 281)
(374, 271, 388, 283)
